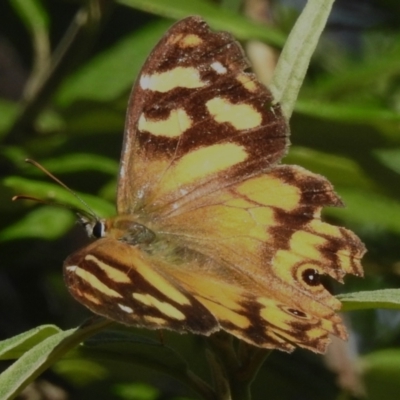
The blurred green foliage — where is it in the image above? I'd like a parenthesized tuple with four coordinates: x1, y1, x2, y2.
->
(1, 0, 400, 399)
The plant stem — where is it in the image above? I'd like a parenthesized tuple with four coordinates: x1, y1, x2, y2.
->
(206, 334, 274, 400)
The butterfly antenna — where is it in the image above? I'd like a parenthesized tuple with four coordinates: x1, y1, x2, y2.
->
(12, 194, 94, 220)
(19, 158, 99, 220)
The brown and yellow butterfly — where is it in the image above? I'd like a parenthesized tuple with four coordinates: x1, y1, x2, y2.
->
(63, 16, 365, 353)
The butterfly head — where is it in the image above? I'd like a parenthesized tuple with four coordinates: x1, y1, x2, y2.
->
(77, 213, 106, 239)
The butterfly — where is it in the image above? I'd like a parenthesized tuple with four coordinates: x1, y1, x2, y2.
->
(63, 16, 365, 353)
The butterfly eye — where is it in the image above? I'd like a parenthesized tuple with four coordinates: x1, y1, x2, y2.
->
(92, 221, 105, 238)
(302, 269, 321, 287)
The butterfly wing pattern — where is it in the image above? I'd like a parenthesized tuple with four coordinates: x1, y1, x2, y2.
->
(64, 16, 365, 353)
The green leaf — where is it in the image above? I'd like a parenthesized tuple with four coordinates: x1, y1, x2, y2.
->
(0, 206, 74, 241)
(0, 100, 19, 137)
(295, 99, 400, 124)
(312, 38, 400, 98)
(0, 147, 30, 168)
(361, 349, 400, 400)
(80, 332, 190, 375)
(54, 358, 109, 386)
(271, 0, 335, 118)
(0, 320, 112, 400)
(31, 154, 119, 176)
(374, 148, 400, 175)
(4, 177, 115, 217)
(9, 0, 49, 35)
(286, 146, 375, 190)
(220, 0, 242, 13)
(9, 0, 50, 77)
(117, 0, 285, 45)
(326, 188, 400, 233)
(57, 21, 171, 106)
(0, 325, 60, 360)
(113, 382, 159, 400)
(35, 108, 65, 133)
(64, 105, 125, 135)
(339, 289, 400, 311)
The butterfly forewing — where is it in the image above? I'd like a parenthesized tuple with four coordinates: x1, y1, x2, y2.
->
(64, 16, 365, 353)
(117, 16, 288, 217)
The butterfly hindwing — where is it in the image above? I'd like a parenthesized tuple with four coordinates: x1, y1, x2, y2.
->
(148, 165, 364, 352)
(64, 239, 218, 334)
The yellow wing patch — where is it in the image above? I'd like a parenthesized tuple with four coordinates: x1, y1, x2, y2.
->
(139, 67, 205, 92)
(206, 97, 262, 129)
(158, 143, 248, 195)
(138, 108, 193, 137)
(168, 33, 203, 47)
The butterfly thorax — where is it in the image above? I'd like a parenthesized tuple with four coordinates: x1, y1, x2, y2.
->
(93, 215, 156, 246)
